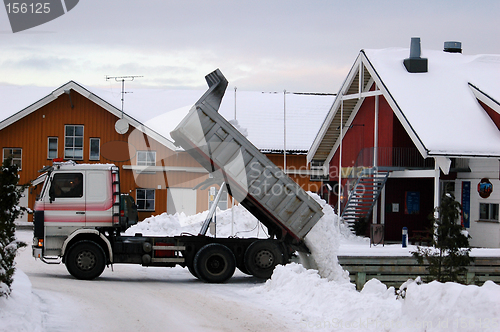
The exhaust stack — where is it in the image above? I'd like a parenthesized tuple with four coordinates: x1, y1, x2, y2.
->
(404, 37, 428, 73)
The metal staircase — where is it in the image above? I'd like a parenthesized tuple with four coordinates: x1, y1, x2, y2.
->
(341, 168, 389, 227)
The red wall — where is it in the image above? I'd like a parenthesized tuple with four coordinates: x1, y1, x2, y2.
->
(329, 89, 397, 178)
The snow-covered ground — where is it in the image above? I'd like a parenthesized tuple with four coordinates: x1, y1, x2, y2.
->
(2, 195, 500, 331)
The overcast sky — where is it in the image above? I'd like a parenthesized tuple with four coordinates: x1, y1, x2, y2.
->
(0, 0, 498, 93)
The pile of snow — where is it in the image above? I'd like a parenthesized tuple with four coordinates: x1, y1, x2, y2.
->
(228, 119, 249, 137)
(249, 264, 500, 331)
(0, 270, 42, 332)
(126, 204, 269, 239)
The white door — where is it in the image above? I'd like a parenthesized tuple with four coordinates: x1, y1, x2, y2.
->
(15, 187, 29, 222)
(167, 188, 197, 216)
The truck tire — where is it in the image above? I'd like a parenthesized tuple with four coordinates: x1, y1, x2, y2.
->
(65, 240, 106, 280)
(244, 240, 284, 279)
(187, 264, 200, 279)
(194, 243, 236, 283)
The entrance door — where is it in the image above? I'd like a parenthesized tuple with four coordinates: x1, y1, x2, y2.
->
(167, 188, 197, 216)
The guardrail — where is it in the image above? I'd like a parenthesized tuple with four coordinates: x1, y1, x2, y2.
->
(338, 256, 500, 290)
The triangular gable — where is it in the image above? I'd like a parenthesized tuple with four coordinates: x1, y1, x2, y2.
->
(307, 50, 427, 168)
(469, 83, 500, 130)
(0, 81, 177, 151)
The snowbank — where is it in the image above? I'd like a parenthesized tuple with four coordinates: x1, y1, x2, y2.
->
(249, 263, 500, 331)
(0, 270, 42, 332)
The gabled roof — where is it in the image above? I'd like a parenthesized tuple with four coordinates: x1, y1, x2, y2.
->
(0, 82, 334, 154)
(0, 81, 178, 150)
(308, 47, 500, 165)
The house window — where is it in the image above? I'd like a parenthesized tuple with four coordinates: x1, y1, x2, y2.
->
(310, 160, 329, 182)
(137, 189, 155, 211)
(64, 125, 84, 160)
(48, 137, 58, 159)
(2, 148, 22, 169)
(479, 203, 499, 222)
(89, 138, 100, 160)
(137, 151, 156, 166)
(209, 186, 228, 210)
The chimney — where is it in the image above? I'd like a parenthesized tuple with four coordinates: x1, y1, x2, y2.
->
(403, 37, 428, 73)
(444, 41, 462, 53)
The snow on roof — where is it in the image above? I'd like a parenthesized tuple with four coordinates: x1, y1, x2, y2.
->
(364, 48, 500, 157)
(0, 83, 334, 153)
(88, 87, 334, 153)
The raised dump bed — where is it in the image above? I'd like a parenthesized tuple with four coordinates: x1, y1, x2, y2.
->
(170, 69, 323, 248)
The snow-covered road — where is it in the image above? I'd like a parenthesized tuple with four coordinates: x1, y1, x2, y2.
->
(5, 201, 500, 332)
(13, 229, 296, 332)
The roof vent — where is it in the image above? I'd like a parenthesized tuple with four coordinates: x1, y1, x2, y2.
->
(444, 41, 462, 53)
(403, 37, 428, 73)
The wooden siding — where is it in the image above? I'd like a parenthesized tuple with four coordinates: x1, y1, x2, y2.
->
(0, 89, 211, 222)
(267, 154, 324, 194)
(327, 92, 436, 240)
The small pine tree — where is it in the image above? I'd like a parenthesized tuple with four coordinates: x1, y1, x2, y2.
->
(0, 158, 28, 297)
(412, 193, 473, 283)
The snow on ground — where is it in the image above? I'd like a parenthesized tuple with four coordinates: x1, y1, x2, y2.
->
(0, 270, 42, 332)
(2, 194, 500, 331)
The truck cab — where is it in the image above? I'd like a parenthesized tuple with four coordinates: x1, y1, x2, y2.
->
(32, 162, 123, 260)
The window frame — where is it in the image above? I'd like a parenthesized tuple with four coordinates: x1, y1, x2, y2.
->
(64, 125, 84, 160)
(137, 150, 156, 166)
(49, 172, 84, 199)
(208, 186, 228, 210)
(47, 137, 58, 159)
(479, 202, 499, 222)
(136, 188, 155, 211)
(2, 148, 22, 170)
(89, 138, 100, 161)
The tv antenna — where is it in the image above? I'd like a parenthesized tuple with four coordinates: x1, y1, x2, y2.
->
(106, 75, 143, 134)
(106, 75, 143, 116)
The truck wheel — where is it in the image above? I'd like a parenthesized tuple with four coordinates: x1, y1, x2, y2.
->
(244, 240, 284, 279)
(194, 243, 236, 283)
(65, 241, 106, 280)
(187, 264, 200, 279)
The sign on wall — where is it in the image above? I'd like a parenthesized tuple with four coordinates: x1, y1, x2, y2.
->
(477, 178, 493, 198)
(405, 191, 420, 214)
(462, 181, 471, 228)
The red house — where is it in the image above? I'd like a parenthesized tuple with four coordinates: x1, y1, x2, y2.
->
(308, 39, 500, 247)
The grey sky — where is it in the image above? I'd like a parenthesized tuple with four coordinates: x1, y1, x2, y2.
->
(0, 0, 498, 93)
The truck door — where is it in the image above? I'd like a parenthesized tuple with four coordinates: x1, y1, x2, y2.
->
(45, 172, 85, 225)
(85, 170, 113, 226)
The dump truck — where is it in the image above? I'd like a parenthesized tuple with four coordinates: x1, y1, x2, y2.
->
(32, 69, 324, 283)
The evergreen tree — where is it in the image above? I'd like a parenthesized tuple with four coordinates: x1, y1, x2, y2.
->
(0, 158, 28, 297)
(412, 193, 473, 283)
